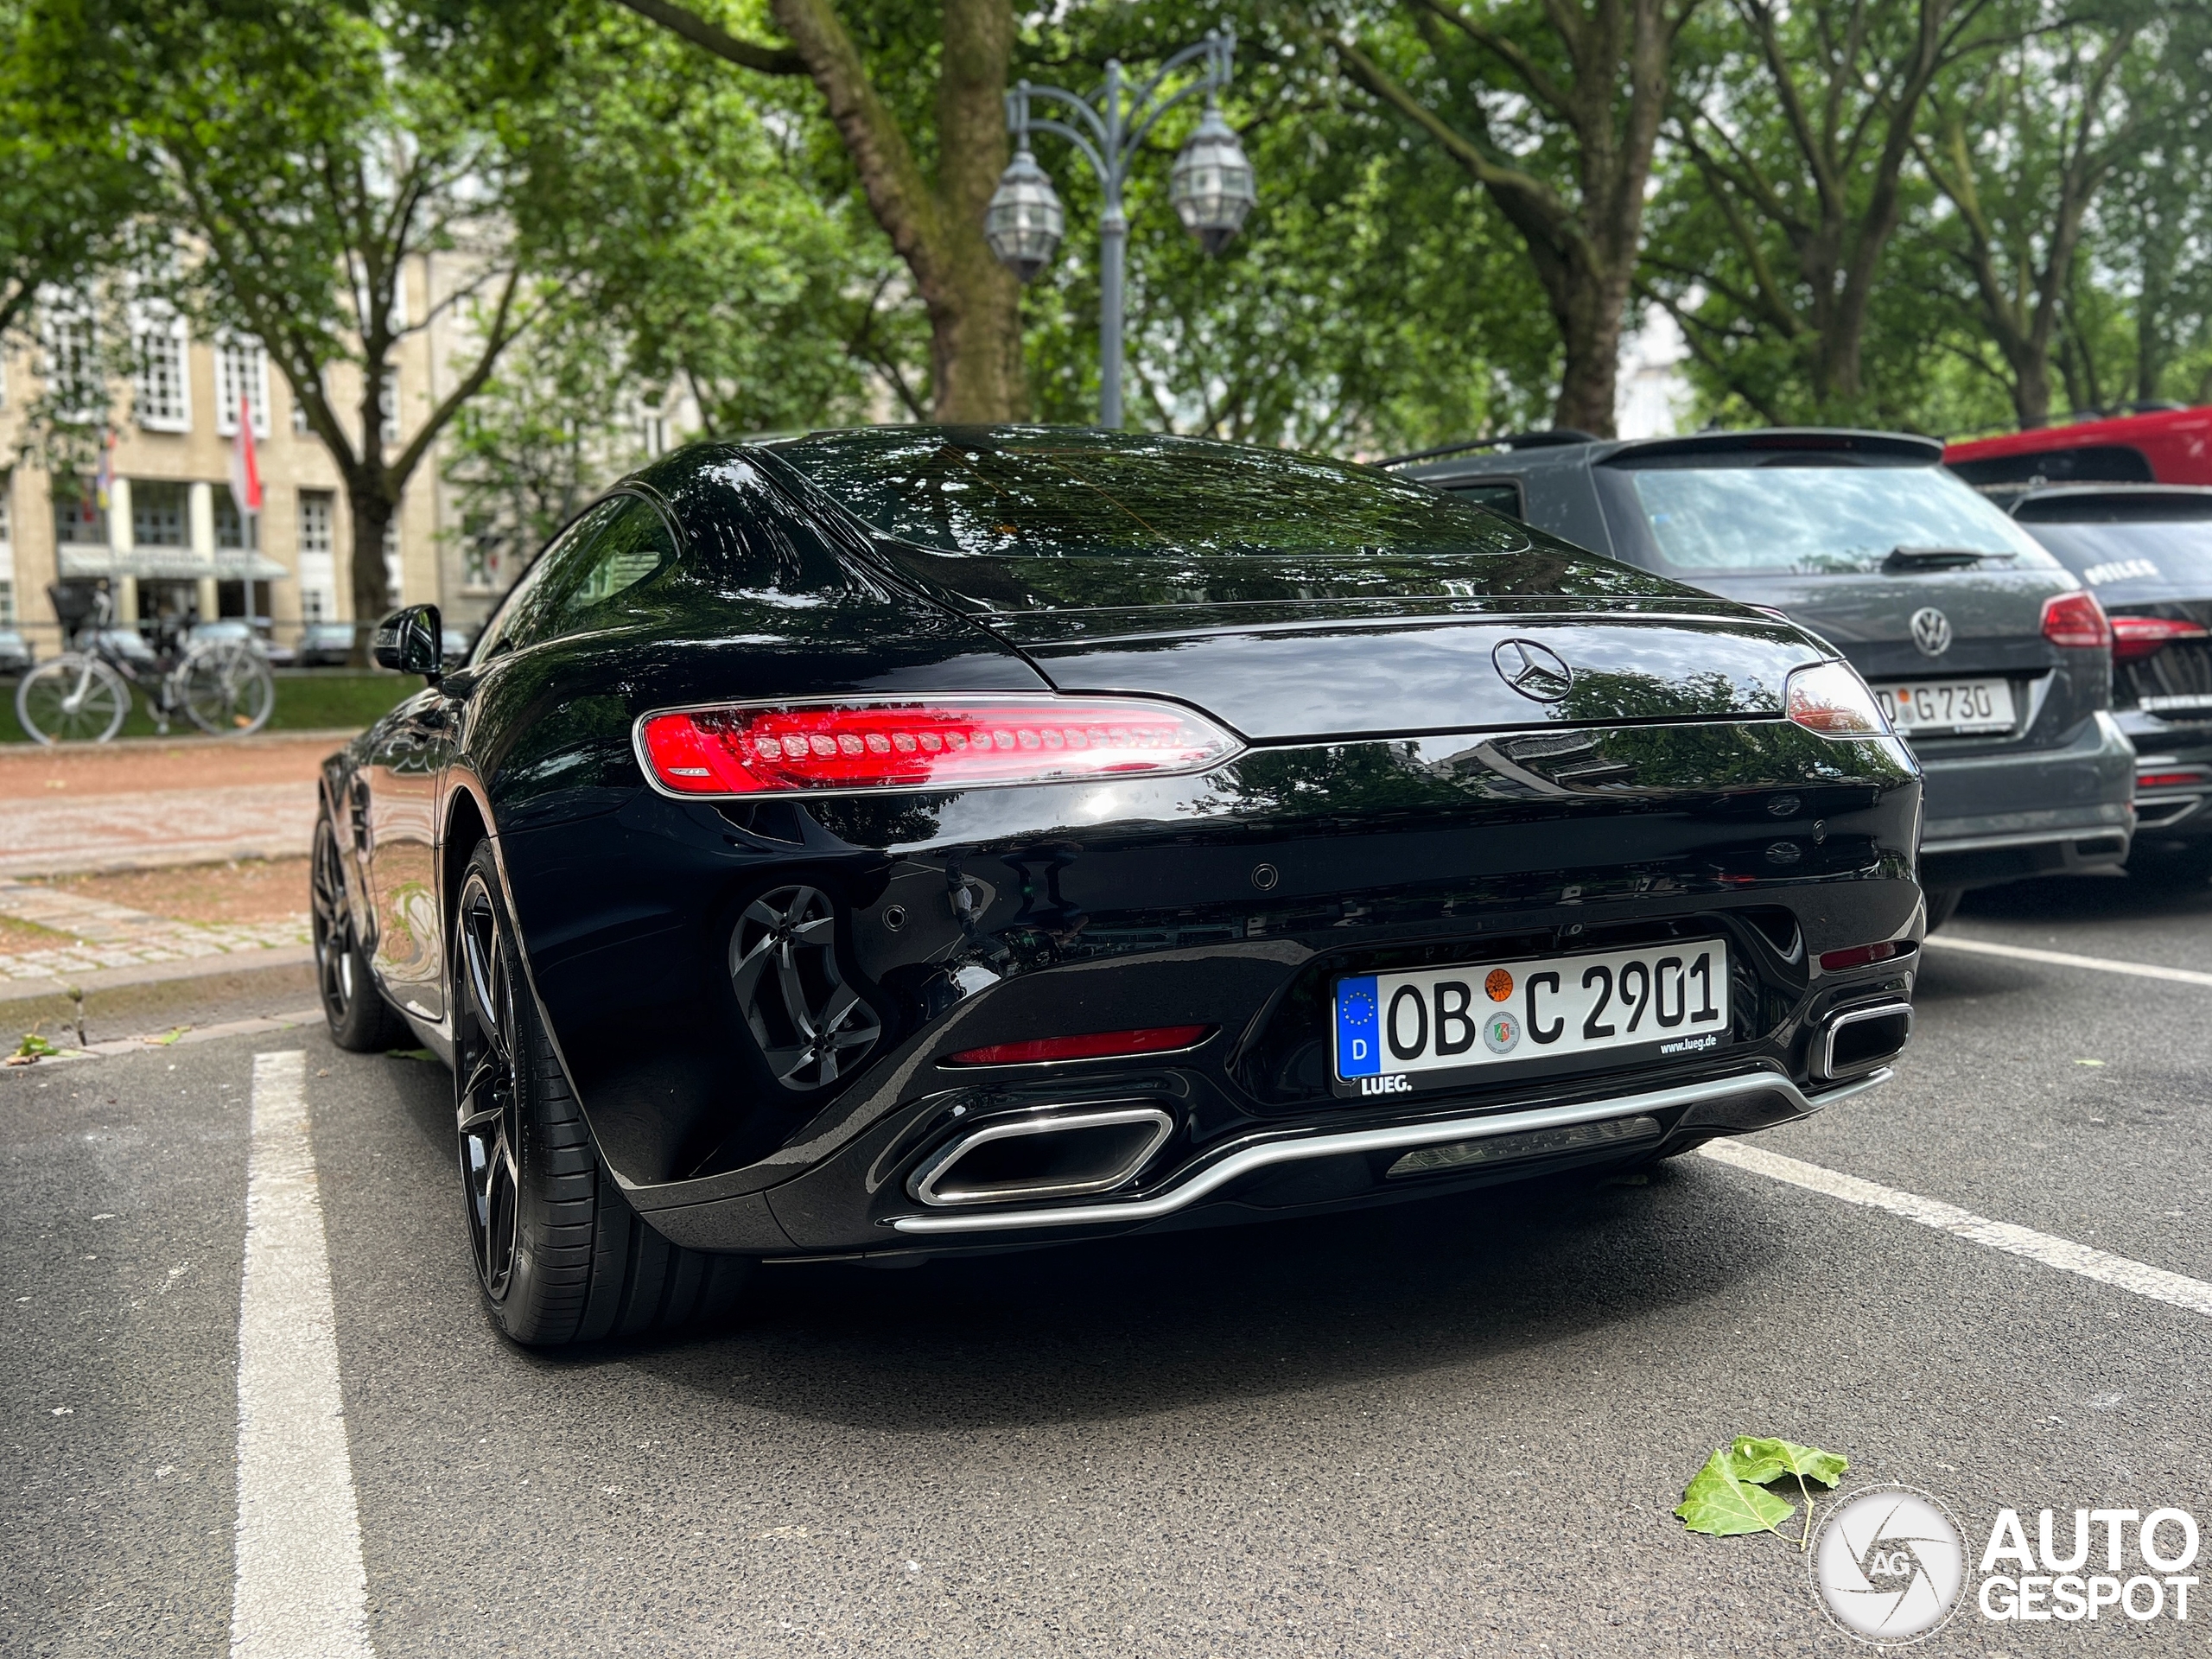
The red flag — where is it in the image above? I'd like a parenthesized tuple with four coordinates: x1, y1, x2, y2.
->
(228, 393, 262, 518)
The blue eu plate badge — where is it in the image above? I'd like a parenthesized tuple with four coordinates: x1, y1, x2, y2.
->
(1335, 976, 1381, 1077)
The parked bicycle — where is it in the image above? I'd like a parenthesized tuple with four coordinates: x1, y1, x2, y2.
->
(16, 580, 276, 744)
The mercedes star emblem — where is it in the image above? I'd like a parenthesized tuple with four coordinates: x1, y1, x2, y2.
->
(1910, 607, 1954, 658)
(1492, 638, 1575, 702)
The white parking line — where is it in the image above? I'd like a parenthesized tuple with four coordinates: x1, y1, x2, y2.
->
(231, 1050, 373, 1658)
(1925, 933, 2212, 988)
(1700, 1139, 2212, 1319)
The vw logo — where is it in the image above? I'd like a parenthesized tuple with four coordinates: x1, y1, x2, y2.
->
(1492, 638, 1575, 702)
(1910, 607, 1953, 658)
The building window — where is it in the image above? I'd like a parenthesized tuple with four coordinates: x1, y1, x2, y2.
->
(642, 412, 667, 456)
(298, 488, 338, 621)
(299, 490, 334, 556)
(0, 471, 15, 624)
(131, 479, 189, 547)
(378, 378, 399, 446)
(131, 310, 191, 432)
(214, 490, 257, 551)
(461, 512, 502, 594)
(53, 479, 107, 547)
(383, 518, 401, 604)
(41, 309, 106, 424)
(216, 337, 270, 437)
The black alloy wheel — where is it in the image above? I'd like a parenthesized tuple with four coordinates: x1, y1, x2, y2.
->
(454, 864, 525, 1303)
(312, 815, 402, 1051)
(448, 842, 756, 1344)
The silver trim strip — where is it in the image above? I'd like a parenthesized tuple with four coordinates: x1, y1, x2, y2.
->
(1921, 826, 2131, 855)
(908, 1104, 1176, 1206)
(1811, 1000, 1913, 1082)
(889, 1066, 1893, 1235)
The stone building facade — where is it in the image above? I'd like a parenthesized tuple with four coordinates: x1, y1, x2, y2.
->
(0, 253, 510, 652)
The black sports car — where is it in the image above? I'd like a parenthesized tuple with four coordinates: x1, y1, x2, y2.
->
(315, 427, 1923, 1347)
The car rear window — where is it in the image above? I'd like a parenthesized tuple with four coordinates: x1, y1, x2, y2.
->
(2018, 518, 2212, 599)
(1614, 463, 2055, 575)
(771, 430, 1526, 559)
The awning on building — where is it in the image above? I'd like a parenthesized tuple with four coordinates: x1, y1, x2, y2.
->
(56, 545, 291, 582)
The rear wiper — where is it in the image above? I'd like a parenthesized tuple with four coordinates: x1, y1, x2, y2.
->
(1884, 546, 2017, 572)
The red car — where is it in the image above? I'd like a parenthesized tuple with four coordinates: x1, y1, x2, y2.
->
(1946, 406, 2212, 499)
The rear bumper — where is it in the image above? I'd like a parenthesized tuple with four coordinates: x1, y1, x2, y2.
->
(2115, 712, 2212, 840)
(885, 1065, 1891, 1237)
(1917, 711, 2134, 887)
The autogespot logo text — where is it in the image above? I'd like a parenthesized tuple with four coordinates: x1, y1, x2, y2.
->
(1811, 1490, 2205, 1643)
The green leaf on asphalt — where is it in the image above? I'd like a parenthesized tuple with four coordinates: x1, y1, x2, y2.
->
(1675, 1447, 1796, 1536)
(1727, 1437, 1847, 1490)
(387, 1047, 437, 1062)
(8, 1031, 60, 1064)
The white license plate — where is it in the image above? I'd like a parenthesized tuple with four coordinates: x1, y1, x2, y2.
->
(1881, 678, 2015, 734)
(1332, 940, 1731, 1096)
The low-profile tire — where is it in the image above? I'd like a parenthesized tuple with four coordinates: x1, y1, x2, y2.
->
(451, 842, 755, 1346)
(312, 814, 405, 1051)
(1921, 887, 1964, 931)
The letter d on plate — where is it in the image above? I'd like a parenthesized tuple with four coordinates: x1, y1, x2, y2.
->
(1336, 976, 1381, 1077)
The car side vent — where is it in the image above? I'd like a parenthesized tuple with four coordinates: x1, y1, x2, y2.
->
(1739, 906, 1804, 963)
(729, 885, 881, 1090)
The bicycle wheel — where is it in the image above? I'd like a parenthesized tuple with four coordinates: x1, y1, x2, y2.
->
(16, 655, 130, 744)
(177, 640, 276, 736)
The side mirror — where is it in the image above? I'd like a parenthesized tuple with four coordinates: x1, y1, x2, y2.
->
(372, 604, 443, 680)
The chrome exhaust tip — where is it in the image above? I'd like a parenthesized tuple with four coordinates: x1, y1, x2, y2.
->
(908, 1104, 1176, 1207)
(1812, 999, 1913, 1082)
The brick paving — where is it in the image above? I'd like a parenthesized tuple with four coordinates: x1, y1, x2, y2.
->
(0, 879, 308, 983)
(0, 734, 332, 986)
(0, 781, 317, 877)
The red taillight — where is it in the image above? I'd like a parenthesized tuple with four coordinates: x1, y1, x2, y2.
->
(944, 1025, 1214, 1067)
(2110, 614, 2209, 663)
(2041, 591, 2112, 650)
(638, 696, 1242, 797)
(2139, 769, 2210, 790)
(1819, 941, 1903, 972)
(1785, 661, 1890, 737)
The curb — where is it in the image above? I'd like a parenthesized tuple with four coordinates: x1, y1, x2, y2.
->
(0, 945, 317, 1036)
(0, 842, 315, 880)
(0, 728, 364, 755)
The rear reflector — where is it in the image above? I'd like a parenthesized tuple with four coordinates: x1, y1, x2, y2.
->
(1785, 660, 1891, 738)
(2139, 770, 2210, 790)
(638, 696, 1241, 797)
(2041, 591, 2113, 650)
(944, 1025, 1214, 1067)
(1819, 940, 1902, 972)
(2111, 614, 2210, 662)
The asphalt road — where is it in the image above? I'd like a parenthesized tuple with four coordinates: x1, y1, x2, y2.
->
(6, 868, 2212, 1657)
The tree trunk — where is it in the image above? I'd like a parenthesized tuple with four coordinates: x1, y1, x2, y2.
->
(1553, 253, 1633, 434)
(931, 0, 1025, 421)
(766, 0, 1025, 423)
(344, 480, 397, 668)
(1335, 0, 1689, 442)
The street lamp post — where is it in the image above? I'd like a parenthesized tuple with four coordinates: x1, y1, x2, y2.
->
(983, 29, 1256, 429)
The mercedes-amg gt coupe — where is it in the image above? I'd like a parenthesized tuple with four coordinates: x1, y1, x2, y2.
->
(315, 428, 1923, 1346)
